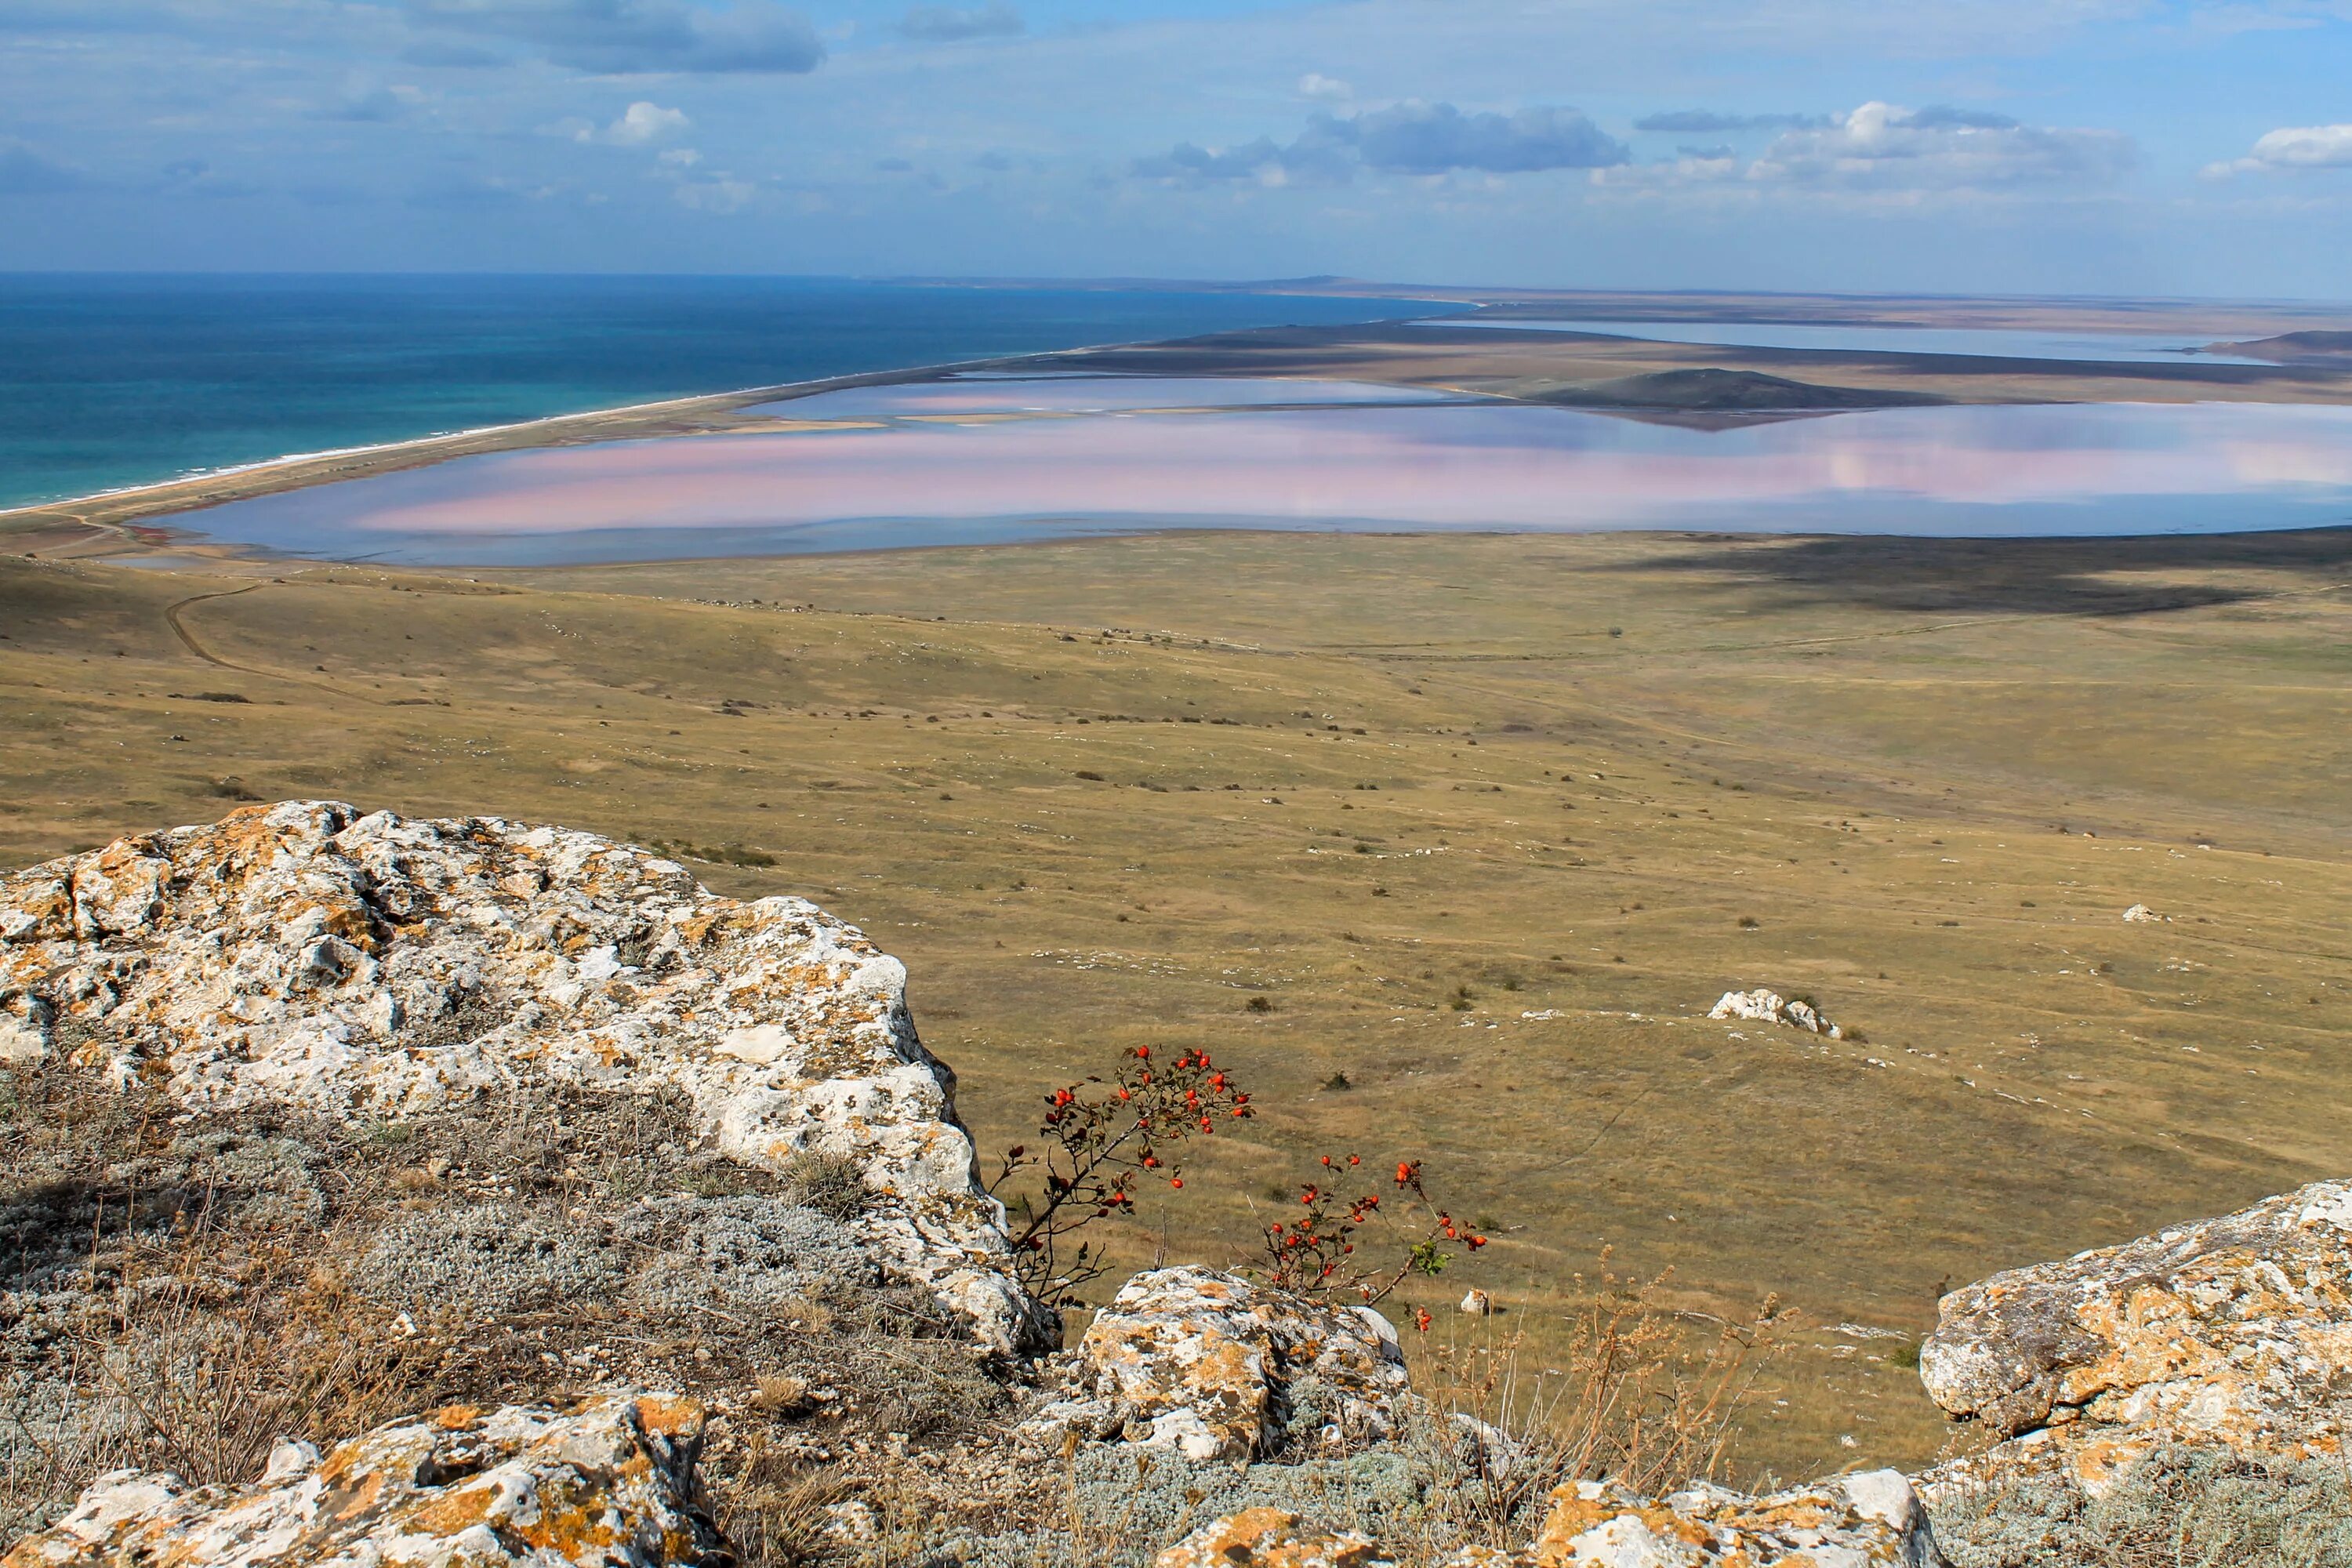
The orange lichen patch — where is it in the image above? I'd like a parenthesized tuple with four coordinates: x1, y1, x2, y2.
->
(1155, 1508, 1389, 1568)
(434, 1405, 485, 1430)
(316, 1464, 395, 1524)
(403, 1481, 505, 1539)
(1529, 1490, 1709, 1564)
(632, 1395, 708, 1440)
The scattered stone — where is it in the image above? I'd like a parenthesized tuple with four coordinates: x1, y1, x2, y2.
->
(1156, 1508, 1390, 1568)
(1530, 1471, 1944, 1566)
(0, 803, 1046, 1352)
(1918, 1178, 2352, 1498)
(1708, 989, 1842, 1039)
(1021, 1267, 1408, 1461)
(2, 1392, 724, 1568)
(2122, 903, 2170, 923)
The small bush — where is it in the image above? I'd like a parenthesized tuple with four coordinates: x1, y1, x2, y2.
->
(1245, 995, 1274, 1014)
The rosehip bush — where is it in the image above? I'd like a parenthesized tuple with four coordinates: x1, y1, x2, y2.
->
(1257, 1154, 1488, 1308)
(987, 1045, 1250, 1306)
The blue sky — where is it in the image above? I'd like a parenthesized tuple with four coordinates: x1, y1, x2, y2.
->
(5, 0, 2352, 295)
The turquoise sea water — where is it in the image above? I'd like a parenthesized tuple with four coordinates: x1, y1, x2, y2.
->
(0, 274, 1430, 510)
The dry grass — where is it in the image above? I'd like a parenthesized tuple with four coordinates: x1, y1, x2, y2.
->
(4, 526, 2349, 1478)
(1398, 1266, 1784, 1552)
(0, 1206, 431, 1537)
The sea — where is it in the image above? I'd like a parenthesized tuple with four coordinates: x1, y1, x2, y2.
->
(0, 274, 1432, 511)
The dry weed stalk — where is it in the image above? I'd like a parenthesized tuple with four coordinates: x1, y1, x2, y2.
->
(2, 1176, 427, 1537)
(1406, 1261, 1785, 1547)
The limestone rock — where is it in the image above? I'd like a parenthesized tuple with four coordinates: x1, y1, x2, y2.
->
(1022, 1267, 1409, 1461)
(1156, 1508, 1390, 1568)
(2122, 903, 2170, 924)
(1459, 1289, 1492, 1317)
(2, 1392, 724, 1567)
(1708, 989, 1842, 1039)
(1918, 1178, 2352, 1495)
(0, 802, 1047, 1352)
(1530, 1471, 1943, 1567)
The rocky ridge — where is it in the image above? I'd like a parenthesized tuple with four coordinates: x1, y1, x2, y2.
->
(0, 800, 1043, 1355)
(3, 1394, 721, 1568)
(1918, 1178, 2352, 1497)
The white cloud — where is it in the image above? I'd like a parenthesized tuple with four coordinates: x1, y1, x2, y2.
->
(1298, 73, 1352, 102)
(1135, 101, 1628, 184)
(2207, 122, 2352, 176)
(1747, 100, 2135, 186)
(597, 100, 689, 145)
(673, 175, 755, 212)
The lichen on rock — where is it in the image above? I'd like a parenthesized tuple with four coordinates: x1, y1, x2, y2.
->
(1530, 1470, 1944, 1567)
(1022, 1266, 1410, 1462)
(2, 1392, 724, 1568)
(1917, 1178, 2352, 1498)
(0, 801, 1049, 1352)
(1156, 1508, 1392, 1568)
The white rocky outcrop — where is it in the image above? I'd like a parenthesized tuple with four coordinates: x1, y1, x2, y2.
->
(1707, 988, 1842, 1038)
(1156, 1472, 1944, 1568)
(1528, 1472, 1943, 1566)
(1917, 1178, 2352, 1497)
(0, 801, 1047, 1352)
(2122, 902, 2170, 923)
(2, 1394, 722, 1568)
(1020, 1266, 1410, 1461)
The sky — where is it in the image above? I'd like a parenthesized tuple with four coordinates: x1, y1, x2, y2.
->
(5, 0, 2352, 296)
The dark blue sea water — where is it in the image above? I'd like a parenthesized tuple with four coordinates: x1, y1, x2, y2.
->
(0, 274, 1431, 510)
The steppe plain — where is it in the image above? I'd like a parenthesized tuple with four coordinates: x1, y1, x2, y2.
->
(4, 516, 2349, 1479)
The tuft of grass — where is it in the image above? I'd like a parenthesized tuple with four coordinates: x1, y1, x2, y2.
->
(779, 1148, 871, 1222)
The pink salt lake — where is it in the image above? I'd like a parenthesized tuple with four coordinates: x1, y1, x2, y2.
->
(168, 376, 2352, 565)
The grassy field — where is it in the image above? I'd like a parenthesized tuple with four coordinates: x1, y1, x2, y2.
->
(4, 525, 2348, 1480)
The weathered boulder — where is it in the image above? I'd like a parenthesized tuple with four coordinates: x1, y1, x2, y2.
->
(1156, 1509, 1391, 1568)
(2, 1393, 722, 1568)
(1530, 1471, 1943, 1567)
(1918, 1178, 2352, 1495)
(1707, 989, 1842, 1038)
(0, 801, 1046, 1352)
(2122, 903, 2170, 924)
(1022, 1267, 1410, 1461)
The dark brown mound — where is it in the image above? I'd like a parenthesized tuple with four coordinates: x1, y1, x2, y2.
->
(1528, 367, 1950, 412)
(2205, 330, 2352, 364)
